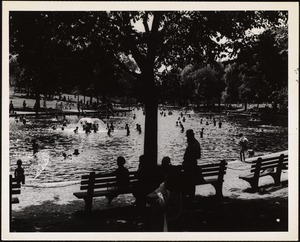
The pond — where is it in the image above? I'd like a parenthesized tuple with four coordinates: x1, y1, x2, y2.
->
(9, 108, 288, 186)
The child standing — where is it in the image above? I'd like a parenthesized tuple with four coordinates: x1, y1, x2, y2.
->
(14, 159, 25, 184)
(238, 133, 249, 162)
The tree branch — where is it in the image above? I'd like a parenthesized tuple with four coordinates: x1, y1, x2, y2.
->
(113, 54, 141, 79)
(143, 12, 150, 34)
(121, 12, 146, 71)
(148, 12, 162, 64)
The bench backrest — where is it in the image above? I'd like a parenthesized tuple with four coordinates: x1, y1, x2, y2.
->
(176, 160, 227, 183)
(250, 154, 288, 173)
(80, 171, 138, 191)
(10, 175, 21, 196)
(81, 160, 227, 192)
(198, 160, 227, 178)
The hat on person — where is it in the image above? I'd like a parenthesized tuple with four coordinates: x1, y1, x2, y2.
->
(186, 129, 194, 137)
(73, 149, 80, 155)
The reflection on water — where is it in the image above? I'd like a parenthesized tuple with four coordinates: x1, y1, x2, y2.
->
(9, 109, 288, 186)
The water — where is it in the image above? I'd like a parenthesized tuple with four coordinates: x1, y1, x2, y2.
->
(9, 109, 288, 186)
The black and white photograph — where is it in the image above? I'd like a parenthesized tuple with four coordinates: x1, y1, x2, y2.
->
(2, 1, 299, 241)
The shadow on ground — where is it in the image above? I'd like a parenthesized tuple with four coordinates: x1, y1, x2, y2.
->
(11, 192, 288, 232)
(242, 180, 288, 195)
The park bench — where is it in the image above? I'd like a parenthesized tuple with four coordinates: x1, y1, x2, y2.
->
(74, 160, 227, 211)
(10, 175, 21, 204)
(73, 171, 138, 211)
(239, 153, 288, 191)
(178, 159, 227, 197)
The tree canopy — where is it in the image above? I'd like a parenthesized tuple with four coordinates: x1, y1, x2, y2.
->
(10, 10, 287, 165)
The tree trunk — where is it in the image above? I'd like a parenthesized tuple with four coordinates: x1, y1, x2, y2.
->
(244, 101, 247, 111)
(143, 68, 158, 167)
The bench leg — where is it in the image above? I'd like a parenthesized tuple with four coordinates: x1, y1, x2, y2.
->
(212, 182, 223, 198)
(84, 197, 93, 212)
(249, 178, 259, 191)
(270, 173, 281, 186)
(241, 177, 259, 191)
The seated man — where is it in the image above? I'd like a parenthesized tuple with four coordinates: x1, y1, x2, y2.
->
(106, 156, 130, 205)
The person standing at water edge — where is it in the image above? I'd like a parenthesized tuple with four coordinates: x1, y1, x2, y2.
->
(14, 159, 25, 185)
(182, 129, 201, 200)
(238, 133, 248, 162)
(10, 101, 14, 114)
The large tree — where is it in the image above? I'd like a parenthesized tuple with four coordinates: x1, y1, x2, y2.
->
(103, 11, 286, 165)
(10, 11, 287, 166)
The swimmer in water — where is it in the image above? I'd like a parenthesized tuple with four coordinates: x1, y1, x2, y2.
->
(32, 139, 39, 155)
(200, 128, 204, 138)
(125, 124, 130, 136)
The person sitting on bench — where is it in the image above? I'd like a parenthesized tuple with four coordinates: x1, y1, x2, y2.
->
(106, 156, 130, 205)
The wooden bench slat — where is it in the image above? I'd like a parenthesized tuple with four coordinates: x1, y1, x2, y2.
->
(81, 181, 137, 190)
(11, 197, 19, 204)
(74, 188, 133, 199)
(11, 190, 21, 195)
(11, 183, 21, 189)
(81, 177, 119, 185)
(250, 158, 286, 168)
(81, 171, 137, 179)
(199, 163, 223, 168)
(250, 160, 288, 172)
(10, 175, 21, 205)
(81, 177, 137, 185)
(250, 155, 287, 165)
(202, 171, 226, 177)
(201, 167, 226, 173)
(250, 164, 278, 172)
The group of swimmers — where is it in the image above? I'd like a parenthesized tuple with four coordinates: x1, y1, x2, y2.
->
(14, 115, 27, 125)
(159, 110, 173, 117)
(175, 114, 224, 138)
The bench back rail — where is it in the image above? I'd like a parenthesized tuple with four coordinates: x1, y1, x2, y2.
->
(10, 175, 21, 204)
(76, 171, 137, 211)
(178, 160, 227, 197)
(200, 160, 227, 197)
(241, 153, 288, 190)
(80, 171, 138, 191)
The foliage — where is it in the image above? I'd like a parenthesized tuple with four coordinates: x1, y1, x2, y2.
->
(9, 10, 287, 164)
(222, 23, 288, 110)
